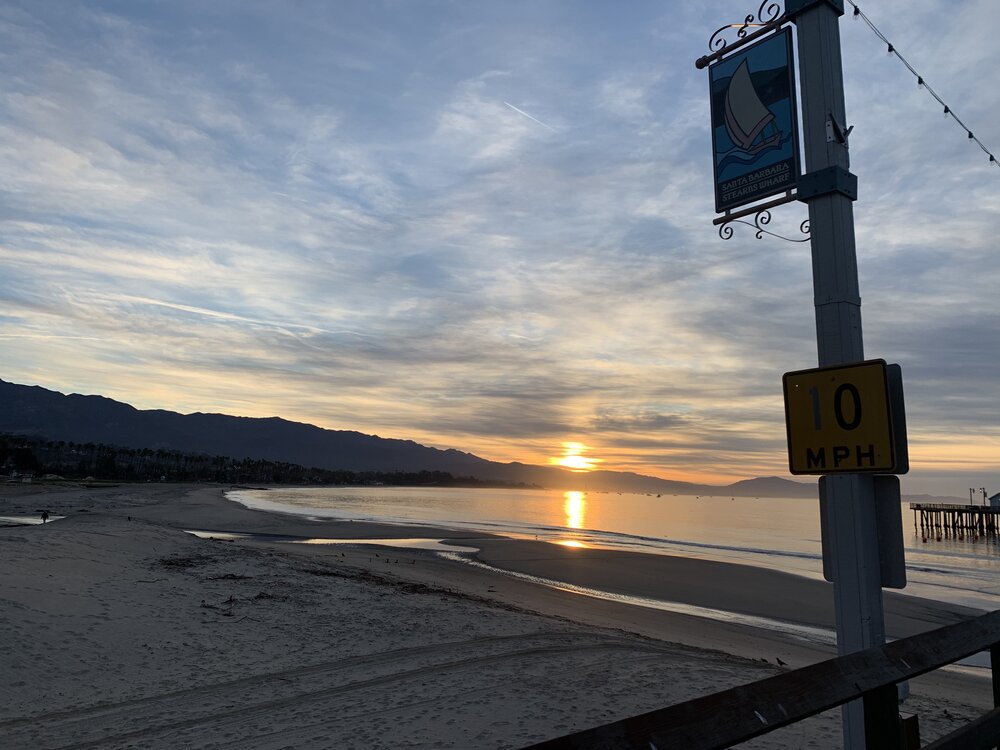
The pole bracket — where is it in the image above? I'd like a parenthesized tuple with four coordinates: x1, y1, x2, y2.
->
(796, 166, 858, 202)
(826, 114, 853, 147)
(784, 0, 845, 19)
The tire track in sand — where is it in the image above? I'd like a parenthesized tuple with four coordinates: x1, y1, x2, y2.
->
(1, 630, 694, 749)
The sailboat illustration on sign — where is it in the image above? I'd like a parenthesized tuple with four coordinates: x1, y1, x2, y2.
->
(724, 59, 782, 156)
(708, 27, 799, 212)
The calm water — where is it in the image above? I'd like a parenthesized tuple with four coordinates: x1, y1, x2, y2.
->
(227, 486, 1000, 612)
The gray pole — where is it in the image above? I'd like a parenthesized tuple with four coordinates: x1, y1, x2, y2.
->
(789, 1, 886, 747)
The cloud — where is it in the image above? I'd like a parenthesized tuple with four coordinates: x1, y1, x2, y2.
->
(435, 76, 558, 164)
(592, 410, 688, 433)
(0, 0, 998, 495)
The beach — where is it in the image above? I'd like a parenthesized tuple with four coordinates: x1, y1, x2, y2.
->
(0, 483, 992, 749)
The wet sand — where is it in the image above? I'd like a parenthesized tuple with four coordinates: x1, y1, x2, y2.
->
(0, 483, 992, 748)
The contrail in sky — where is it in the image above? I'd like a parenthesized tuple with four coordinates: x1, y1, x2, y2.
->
(503, 101, 556, 131)
(108, 293, 371, 338)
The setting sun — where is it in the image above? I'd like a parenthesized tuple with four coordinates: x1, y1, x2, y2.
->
(550, 442, 601, 472)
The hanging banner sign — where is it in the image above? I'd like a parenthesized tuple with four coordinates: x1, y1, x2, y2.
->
(709, 28, 800, 213)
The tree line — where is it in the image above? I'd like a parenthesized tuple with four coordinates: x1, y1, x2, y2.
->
(0, 434, 534, 488)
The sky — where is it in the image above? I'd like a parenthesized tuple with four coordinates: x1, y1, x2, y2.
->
(1, 1, 998, 496)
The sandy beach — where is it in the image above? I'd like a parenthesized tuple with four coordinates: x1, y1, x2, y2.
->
(0, 483, 992, 749)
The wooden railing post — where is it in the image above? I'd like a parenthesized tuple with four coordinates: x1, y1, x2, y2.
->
(993, 644, 1000, 750)
(863, 684, 902, 750)
(993, 644, 1000, 709)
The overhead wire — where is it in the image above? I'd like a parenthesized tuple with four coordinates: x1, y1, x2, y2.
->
(845, 1, 998, 169)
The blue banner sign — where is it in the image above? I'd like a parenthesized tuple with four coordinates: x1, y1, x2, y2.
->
(709, 28, 800, 213)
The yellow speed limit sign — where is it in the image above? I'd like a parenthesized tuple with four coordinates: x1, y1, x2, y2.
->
(783, 359, 907, 475)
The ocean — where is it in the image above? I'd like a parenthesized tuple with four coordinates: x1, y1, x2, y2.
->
(226, 485, 1000, 614)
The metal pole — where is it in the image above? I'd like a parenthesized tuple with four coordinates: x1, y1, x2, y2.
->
(790, 1, 887, 747)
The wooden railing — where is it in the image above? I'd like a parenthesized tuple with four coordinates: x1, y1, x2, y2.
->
(525, 610, 1000, 750)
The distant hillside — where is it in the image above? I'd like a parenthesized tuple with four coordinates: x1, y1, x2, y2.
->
(0, 378, 495, 476)
(0, 378, 816, 496)
(724, 476, 817, 498)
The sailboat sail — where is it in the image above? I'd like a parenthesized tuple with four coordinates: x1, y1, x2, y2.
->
(724, 59, 779, 154)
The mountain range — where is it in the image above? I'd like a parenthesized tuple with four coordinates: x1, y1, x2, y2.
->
(0, 377, 817, 497)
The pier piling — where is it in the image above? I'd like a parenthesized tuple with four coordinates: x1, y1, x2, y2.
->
(910, 503, 999, 539)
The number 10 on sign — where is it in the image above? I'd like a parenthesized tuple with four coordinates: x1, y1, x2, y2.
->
(783, 359, 908, 475)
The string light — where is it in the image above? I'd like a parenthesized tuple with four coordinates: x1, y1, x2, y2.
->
(846, 1, 999, 169)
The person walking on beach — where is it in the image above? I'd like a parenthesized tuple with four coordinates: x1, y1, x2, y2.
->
(40, 510, 49, 523)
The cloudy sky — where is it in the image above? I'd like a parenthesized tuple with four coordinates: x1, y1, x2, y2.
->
(1, 1, 998, 495)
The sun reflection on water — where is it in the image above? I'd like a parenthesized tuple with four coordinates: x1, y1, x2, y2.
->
(564, 490, 586, 529)
(556, 491, 589, 548)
